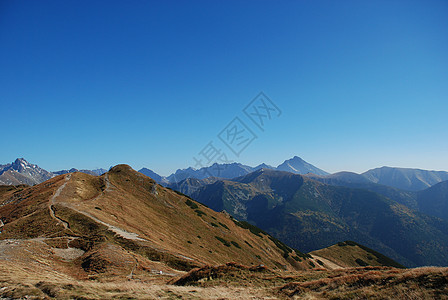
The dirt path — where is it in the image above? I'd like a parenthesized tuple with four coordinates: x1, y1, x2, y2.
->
(54, 174, 145, 241)
(49, 174, 71, 230)
(48, 172, 197, 265)
(104, 173, 114, 192)
(66, 204, 147, 241)
(47, 172, 141, 241)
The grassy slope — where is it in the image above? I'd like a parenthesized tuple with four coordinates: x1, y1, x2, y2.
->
(1, 250, 446, 300)
(0, 165, 315, 281)
(310, 241, 405, 269)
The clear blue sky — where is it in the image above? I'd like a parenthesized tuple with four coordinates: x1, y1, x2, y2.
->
(1, 0, 447, 175)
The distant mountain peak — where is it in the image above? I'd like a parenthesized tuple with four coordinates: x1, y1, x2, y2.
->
(0, 158, 108, 185)
(254, 163, 275, 171)
(292, 155, 304, 160)
(11, 158, 35, 172)
(10, 157, 40, 171)
(276, 156, 329, 176)
(0, 158, 54, 185)
(138, 167, 169, 185)
(14, 157, 27, 163)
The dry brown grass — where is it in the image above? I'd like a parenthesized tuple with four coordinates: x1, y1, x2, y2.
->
(170, 262, 271, 286)
(278, 266, 448, 299)
(1, 250, 447, 300)
(0, 266, 278, 300)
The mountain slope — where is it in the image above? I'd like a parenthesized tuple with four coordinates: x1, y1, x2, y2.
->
(0, 165, 315, 280)
(167, 177, 219, 196)
(138, 167, 169, 185)
(311, 171, 371, 184)
(309, 241, 405, 269)
(306, 173, 419, 210)
(192, 169, 448, 267)
(417, 180, 448, 221)
(362, 166, 448, 191)
(309, 173, 448, 221)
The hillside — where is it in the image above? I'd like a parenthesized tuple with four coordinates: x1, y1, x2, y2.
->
(138, 167, 169, 185)
(306, 173, 419, 210)
(362, 166, 448, 191)
(192, 169, 448, 267)
(417, 180, 448, 221)
(0, 165, 318, 281)
(308, 173, 448, 221)
(168, 177, 219, 196)
(310, 241, 405, 269)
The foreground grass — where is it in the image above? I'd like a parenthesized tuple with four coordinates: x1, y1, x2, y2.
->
(279, 266, 448, 299)
(0, 280, 277, 299)
(1, 263, 447, 299)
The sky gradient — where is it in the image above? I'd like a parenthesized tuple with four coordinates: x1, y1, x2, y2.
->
(1, 0, 447, 175)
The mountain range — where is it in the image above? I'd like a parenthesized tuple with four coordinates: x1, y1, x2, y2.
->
(0, 158, 54, 185)
(54, 168, 108, 176)
(362, 166, 448, 191)
(306, 173, 448, 221)
(3, 157, 448, 260)
(311, 167, 448, 192)
(151, 159, 448, 193)
(0, 156, 329, 187)
(0, 158, 446, 295)
(3, 164, 431, 299)
(163, 156, 329, 183)
(0, 158, 107, 185)
(0, 165, 311, 273)
(3, 157, 448, 194)
(190, 169, 448, 267)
